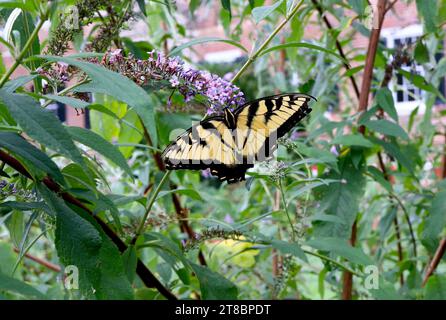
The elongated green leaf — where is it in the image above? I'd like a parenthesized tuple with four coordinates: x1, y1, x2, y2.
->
(0, 90, 84, 166)
(44, 94, 90, 109)
(376, 88, 398, 122)
(422, 189, 446, 251)
(293, 142, 338, 165)
(0, 270, 47, 299)
(40, 56, 158, 147)
(252, 0, 283, 23)
(314, 156, 365, 238)
(122, 245, 137, 283)
(414, 40, 430, 64)
(416, 0, 437, 33)
(332, 134, 374, 148)
(157, 188, 203, 201)
(221, 0, 232, 18)
(38, 185, 133, 299)
(365, 119, 409, 140)
(0, 201, 46, 212)
(306, 237, 373, 265)
(271, 240, 308, 262)
(260, 42, 347, 64)
(367, 166, 392, 193)
(3, 75, 38, 93)
(169, 37, 247, 56)
(367, 137, 414, 173)
(190, 263, 238, 299)
(0, 132, 64, 184)
(66, 126, 133, 177)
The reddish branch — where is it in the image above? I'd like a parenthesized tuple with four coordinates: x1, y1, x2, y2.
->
(342, 0, 387, 300)
(0, 149, 177, 300)
(13, 247, 62, 273)
(313, 0, 394, 299)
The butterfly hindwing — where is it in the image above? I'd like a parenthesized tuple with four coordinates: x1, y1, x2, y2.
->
(162, 93, 314, 183)
(162, 117, 251, 182)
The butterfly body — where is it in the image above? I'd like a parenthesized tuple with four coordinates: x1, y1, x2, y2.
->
(162, 93, 314, 183)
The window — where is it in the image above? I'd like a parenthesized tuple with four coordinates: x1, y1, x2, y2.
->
(381, 25, 425, 116)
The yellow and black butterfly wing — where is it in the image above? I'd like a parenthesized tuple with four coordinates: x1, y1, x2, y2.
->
(162, 93, 314, 183)
(234, 93, 314, 161)
(162, 117, 252, 183)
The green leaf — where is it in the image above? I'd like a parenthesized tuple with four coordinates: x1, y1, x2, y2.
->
(190, 263, 238, 299)
(221, 0, 231, 18)
(40, 56, 158, 147)
(0, 270, 47, 299)
(0, 90, 84, 166)
(376, 88, 398, 122)
(252, 0, 283, 23)
(332, 134, 374, 148)
(367, 165, 392, 193)
(43, 94, 90, 109)
(422, 189, 446, 250)
(365, 119, 409, 140)
(414, 40, 430, 64)
(3, 75, 38, 93)
(293, 142, 338, 164)
(157, 188, 203, 201)
(0, 132, 64, 184)
(66, 126, 133, 178)
(314, 156, 366, 238)
(348, 0, 367, 15)
(169, 37, 247, 57)
(270, 240, 308, 262)
(122, 245, 137, 283)
(424, 275, 446, 299)
(0, 201, 46, 212)
(259, 42, 348, 64)
(416, 0, 437, 33)
(369, 279, 403, 300)
(136, 0, 146, 16)
(38, 185, 133, 299)
(367, 137, 414, 174)
(399, 69, 443, 98)
(306, 237, 373, 266)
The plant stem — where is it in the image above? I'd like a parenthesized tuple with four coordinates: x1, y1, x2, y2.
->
(278, 179, 296, 242)
(230, 0, 305, 84)
(0, 12, 47, 88)
(303, 250, 361, 277)
(133, 170, 172, 242)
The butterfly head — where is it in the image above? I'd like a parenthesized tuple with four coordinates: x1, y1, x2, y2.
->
(223, 108, 236, 129)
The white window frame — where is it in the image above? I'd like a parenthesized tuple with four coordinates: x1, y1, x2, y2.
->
(381, 24, 425, 116)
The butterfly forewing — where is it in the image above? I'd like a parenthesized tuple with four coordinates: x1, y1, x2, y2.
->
(234, 93, 313, 161)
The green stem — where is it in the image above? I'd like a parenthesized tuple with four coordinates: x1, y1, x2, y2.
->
(279, 179, 296, 242)
(133, 170, 172, 242)
(230, 0, 305, 84)
(303, 249, 362, 277)
(41, 79, 90, 108)
(0, 12, 48, 88)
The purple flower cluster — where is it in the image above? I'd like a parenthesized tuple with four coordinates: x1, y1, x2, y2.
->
(37, 62, 71, 88)
(0, 179, 36, 200)
(102, 49, 245, 115)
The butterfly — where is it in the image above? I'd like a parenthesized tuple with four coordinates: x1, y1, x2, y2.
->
(162, 93, 315, 183)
